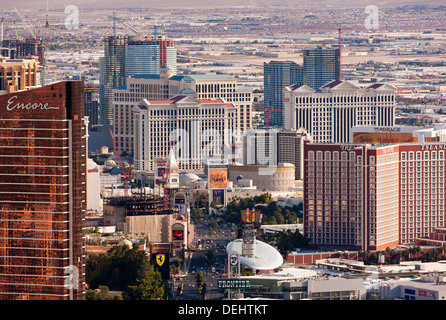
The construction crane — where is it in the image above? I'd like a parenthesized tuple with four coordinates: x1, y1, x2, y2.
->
(262, 103, 283, 130)
(163, 158, 170, 212)
(301, 25, 353, 82)
(13, 7, 36, 39)
(337, 25, 352, 80)
(13, 6, 38, 57)
(45, 0, 49, 28)
(117, 19, 141, 36)
(12, 7, 47, 85)
(108, 128, 133, 196)
(109, 12, 142, 36)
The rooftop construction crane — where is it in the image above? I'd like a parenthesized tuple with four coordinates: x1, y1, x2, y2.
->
(13, 6, 48, 85)
(300, 24, 353, 82)
(109, 12, 142, 36)
(108, 128, 133, 197)
(163, 157, 170, 212)
(337, 25, 352, 80)
(117, 19, 141, 36)
(262, 103, 282, 130)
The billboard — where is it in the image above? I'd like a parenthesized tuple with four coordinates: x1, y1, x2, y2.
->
(353, 132, 415, 143)
(208, 168, 228, 189)
(212, 189, 225, 206)
(174, 193, 187, 214)
(154, 158, 167, 184)
(172, 229, 184, 241)
(172, 222, 185, 242)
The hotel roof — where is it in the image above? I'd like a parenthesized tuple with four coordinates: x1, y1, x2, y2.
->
(136, 95, 236, 108)
(321, 80, 343, 89)
(130, 74, 161, 79)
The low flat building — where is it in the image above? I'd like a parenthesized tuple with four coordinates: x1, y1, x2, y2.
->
(228, 163, 295, 191)
(102, 195, 193, 249)
(235, 267, 367, 300)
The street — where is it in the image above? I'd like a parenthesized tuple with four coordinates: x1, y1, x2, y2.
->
(173, 217, 236, 300)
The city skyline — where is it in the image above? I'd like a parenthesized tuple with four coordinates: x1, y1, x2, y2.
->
(0, 0, 446, 304)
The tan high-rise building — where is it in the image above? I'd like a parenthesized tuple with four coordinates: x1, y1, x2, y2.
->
(284, 81, 396, 144)
(113, 71, 252, 155)
(187, 74, 252, 133)
(0, 57, 38, 93)
(133, 95, 237, 172)
(242, 128, 311, 181)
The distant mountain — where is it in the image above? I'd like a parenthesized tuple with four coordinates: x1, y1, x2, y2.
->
(3, 0, 446, 10)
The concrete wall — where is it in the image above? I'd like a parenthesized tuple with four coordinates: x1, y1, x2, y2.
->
(124, 214, 173, 242)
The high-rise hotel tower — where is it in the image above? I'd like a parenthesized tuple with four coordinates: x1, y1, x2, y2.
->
(284, 80, 396, 144)
(303, 47, 340, 91)
(304, 141, 446, 251)
(99, 35, 177, 126)
(0, 81, 86, 300)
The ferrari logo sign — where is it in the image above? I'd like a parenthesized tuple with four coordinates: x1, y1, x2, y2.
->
(156, 254, 165, 266)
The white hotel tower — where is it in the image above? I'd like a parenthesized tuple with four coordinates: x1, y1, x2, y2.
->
(133, 95, 237, 172)
(283, 80, 396, 144)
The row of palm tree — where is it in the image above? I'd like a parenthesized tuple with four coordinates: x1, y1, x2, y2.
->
(353, 244, 446, 265)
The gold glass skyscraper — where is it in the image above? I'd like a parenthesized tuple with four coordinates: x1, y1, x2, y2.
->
(0, 81, 86, 300)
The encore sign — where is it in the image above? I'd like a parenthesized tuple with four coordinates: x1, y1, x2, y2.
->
(6, 96, 59, 111)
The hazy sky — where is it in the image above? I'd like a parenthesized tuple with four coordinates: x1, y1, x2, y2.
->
(2, 0, 443, 11)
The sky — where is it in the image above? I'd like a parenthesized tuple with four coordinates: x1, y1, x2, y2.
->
(2, 0, 445, 11)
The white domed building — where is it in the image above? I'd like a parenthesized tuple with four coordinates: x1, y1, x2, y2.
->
(179, 172, 201, 187)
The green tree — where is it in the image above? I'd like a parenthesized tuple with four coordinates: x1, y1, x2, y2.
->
(267, 229, 309, 252)
(206, 250, 214, 266)
(196, 270, 204, 288)
(199, 282, 207, 300)
(85, 285, 122, 300)
(122, 277, 165, 300)
(190, 208, 203, 222)
(86, 244, 166, 300)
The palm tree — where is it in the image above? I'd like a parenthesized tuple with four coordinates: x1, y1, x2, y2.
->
(409, 246, 416, 260)
(196, 270, 204, 289)
(199, 283, 207, 300)
(402, 249, 410, 261)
